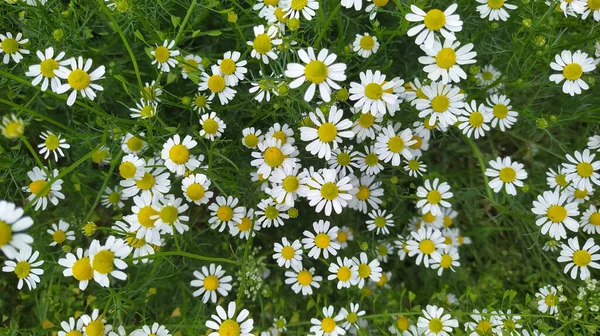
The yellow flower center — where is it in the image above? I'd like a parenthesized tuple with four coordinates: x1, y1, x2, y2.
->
(563, 63, 583, 81)
(72, 257, 94, 281)
(360, 35, 375, 50)
(428, 318, 443, 333)
(169, 144, 190, 165)
(290, 0, 308, 10)
(140, 105, 155, 118)
(377, 245, 388, 256)
(387, 136, 405, 153)
(545, 293, 556, 306)
(547, 205, 567, 223)
(576, 162, 593, 178)
(555, 174, 568, 187)
(65, 331, 83, 336)
(589, 212, 600, 226)
(92, 250, 114, 274)
(318, 122, 338, 143)
(138, 206, 158, 228)
(410, 135, 423, 149)
(396, 317, 409, 331)
(274, 7, 289, 22)
(182, 58, 198, 73)
(67, 69, 91, 91)
(443, 216, 453, 227)
(337, 266, 352, 281)
(364, 83, 383, 100)
(469, 112, 484, 127)
(444, 236, 453, 245)
(208, 74, 226, 93)
(244, 134, 259, 147)
(265, 0, 279, 5)
(314, 233, 331, 248)
(419, 239, 435, 254)
(283, 176, 300, 192)
(127, 136, 143, 152)
(14, 260, 31, 279)
(358, 264, 371, 278)
(40, 58, 59, 78)
(272, 130, 287, 144)
(373, 0, 389, 6)
(297, 270, 313, 285)
(321, 317, 336, 333)
(85, 319, 105, 336)
(264, 205, 280, 220)
(203, 275, 219, 291)
(237, 217, 252, 232)
(218, 319, 241, 336)
(281, 246, 295, 260)
(365, 153, 379, 166)
(436, 48, 457, 69)
(423, 212, 436, 223)
(487, 0, 505, 9)
(477, 320, 492, 333)
(589, 0, 600, 10)
(426, 190, 442, 204)
(374, 216, 387, 228)
(195, 95, 207, 108)
(304, 60, 328, 84)
(431, 94, 451, 113)
(1, 38, 19, 54)
(439, 254, 453, 269)
(423, 9, 446, 31)
(160, 205, 178, 224)
(29, 180, 50, 197)
(186, 183, 205, 201)
(217, 206, 234, 222)
(499, 167, 517, 183)
(264, 146, 285, 167)
(53, 230, 66, 244)
(408, 159, 421, 171)
(203, 118, 219, 135)
(482, 71, 494, 81)
(356, 186, 370, 201)
(135, 172, 156, 190)
(336, 152, 351, 166)
(154, 46, 170, 63)
(126, 234, 146, 248)
(347, 312, 358, 323)
(119, 161, 137, 179)
(337, 231, 348, 243)
(320, 182, 339, 200)
(503, 319, 516, 330)
(358, 113, 375, 128)
(574, 189, 588, 199)
(573, 250, 592, 267)
(493, 104, 508, 119)
(253, 34, 272, 54)
(3, 121, 24, 139)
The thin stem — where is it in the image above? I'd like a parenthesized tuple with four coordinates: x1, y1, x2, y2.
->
(128, 250, 238, 265)
(20, 136, 46, 171)
(83, 150, 123, 223)
(314, 3, 342, 48)
(463, 135, 495, 202)
(0, 98, 70, 131)
(174, 0, 198, 44)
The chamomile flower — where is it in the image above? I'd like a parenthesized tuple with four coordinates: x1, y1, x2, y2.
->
(581, 205, 600, 234)
(302, 220, 340, 259)
(248, 25, 282, 64)
(329, 146, 359, 176)
(273, 237, 303, 268)
(88, 237, 130, 287)
(543, 239, 560, 252)
(121, 158, 171, 198)
(47, 220, 75, 246)
(25, 47, 66, 92)
(112, 220, 155, 264)
(417, 305, 459, 336)
(208, 196, 245, 232)
(582, 0, 600, 20)
(557, 237, 600, 280)
(416, 178, 453, 216)
(37, 131, 70, 162)
(199, 65, 237, 105)
(252, 137, 299, 178)
(199, 112, 226, 141)
(267, 123, 296, 145)
(129, 99, 157, 119)
(191, 263, 233, 304)
(536, 285, 559, 315)
(492, 309, 522, 335)
(121, 132, 147, 155)
(366, 209, 394, 235)
(58, 317, 84, 336)
(118, 154, 146, 181)
(546, 166, 569, 189)
(588, 134, 600, 151)
(476, 0, 518, 21)
(192, 93, 211, 113)
(562, 148, 600, 191)
(328, 256, 359, 289)
(229, 208, 260, 239)
(182, 173, 213, 205)
(365, 0, 389, 20)
(430, 246, 460, 276)
(419, 39, 476, 84)
(374, 124, 415, 166)
(407, 131, 430, 157)
(285, 263, 322, 295)
(356, 145, 384, 176)
(180, 54, 203, 80)
(336, 226, 354, 249)
(282, 0, 319, 20)
(310, 306, 346, 336)
(256, 198, 289, 228)
(58, 248, 93, 290)
(549, 50, 596, 96)
(414, 82, 465, 128)
(352, 252, 382, 288)
(253, 0, 279, 18)
(457, 100, 492, 139)
(353, 33, 379, 58)
(131, 323, 171, 336)
(376, 243, 394, 263)
(161, 134, 200, 176)
(463, 309, 494, 336)
(2, 247, 43, 290)
(349, 70, 398, 116)
(80, 309, 112, 336)
(151, 40, 179, 72)
(55, 56, 105, 106)
(250, 78, 279, 102)
(485, 156, 528, 195)
(475, 64, 502, 88)
(405, 4, 463, 49)
(486, 94, 518, 131)
(142, 80, 162, 102)
(352, 110, 383, 143)
(300, 105, 354, 160)
(0, 31, 29, 64)
(127, 193, 162, 245)
(341, 0, 363, 10)
(349, 174, 384, 214)
(152, 194, 189, 235)
(272, 316, 287, 334)
(406, 227, 446, 267)
(24, 167, 64, 211)
(1, 113, 25, 140)
(531, 188, 579, 240)
(306, 168, 357, 216)
(242, 127, 263, 149)
(285, 47, 346, 102)
(339, 303, 365, 332)
(405, 157, 427, 177)
(269, 163, 309, 206)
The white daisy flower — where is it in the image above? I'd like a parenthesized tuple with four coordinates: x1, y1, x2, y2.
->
(353, 33, 379, 58)
(441, 208, 458, 228)
(191, 263, 233, 304)
(242, 127, 263, 149)
(404, 157, 427, 177)
(407, 131, 430, 157)
(272, 316, 287, 334)
(131, 323, 171, 336)
(335, 226, 354, 249)
(129, 98, 158, 119)
(273, 237, 303, 269)
(0, 31, 30, 64)
(476, 0, 517, 21)
(266, 122, 296, 145)
(152, 194, 189, 235)
(406, 227, 446, 267)
(365, 0, 390, 20)
(352, 110, 383, 143)
(300, 105, 354, 160)
(180, 54, 203, 80)
(208, 196, 245, 232)
(549, 50, 596, 96)
(341, 0, 363, 10)
(547, 0, 586, 16)
(457, 100, 492, 139)
(588, 134, 600, 151)
(374, 123, 415, 166)
(542, 239, 560, 252)
(309, 306, 346, 336)
(356, 145, 384, 176)
(55, 56, 105, 106)
(366, 209, 394, 235)
(284, 263, 322, 295)
(198, 65, 237, 105)
(351, 252, 382, 288)
(1, 113, 25, 140)
(327, 256, 359, 289)
(256, 198, 289, 228)
(80, 309, 112, 336)
(112, 220, 155, 265)
(121, 132, 147, 155)
(405, 4, 463, 48)
(329, 146, 359, 177)
(419, 39, 476, 84)
(269, 163, 309, 207)
(404, 77, 428, 103)
(36, 130, 70, 162)
(531, 188, 579, 240)
(249, 78, 279, 102)
(535, 285, 559, 315)
(485, 156, 528, 195)
(349, 70, 398, 116)
(161, 134, 200, 176)
(491, 309, 522, 335)
(463, 309, 494, 336)
(58, 248, 93, 290)
(229, 208, 260, 240)
(192, 93, 211, 113)
(546, 166, 569, 189)
(217, 51, 247, 86)
(582, 1, 600, 22)
(557, 237, 600, 280)
(118, 154, 146, 181)
(121, 158, 171, 199)
(88, 236, 130, 287)
(430, 246, 460, 276)
(306, 168, 357, 216)
(417, 305, 459, 336)
(199, 111, 227, 141)
(251, 137, 299, 179)
(47, 220, 75, 246)
(413, 81, 465, 128)
(302, 220, 340, 259)
(282, 0, 319, 20)
(127, 193, 162, 245)
(151, 40, 179, 73)
(2, 246, 43, 290)
(475, 64, 502, 88)
(23, 166, 65, 211)
(376, 243, 394, 263)
(25, 47, 66, 92)
(581, 205, 600, 234)
(142, 80, 163, 102)
(485, 94, 518, 131)
(182, 173, 213, 205)
(349, 174, 384, 214)
(340, 303, 365, 332)
(562, 148, 600, 191)
(58, 317, 84, 336)
(416, 178, 453, 216)
(284, 47, 346, 102)
(248, 25, 282, 64)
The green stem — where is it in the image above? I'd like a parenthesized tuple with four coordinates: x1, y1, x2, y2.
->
(236, 213, 256, 306)
(20, 136, 46, 171)
(463, 135, 494, 202)
(314, 3, 341, 48)
(0, 98, 70, 131)
(129, 250, 238, 264)
(83, 151, 123, 223)
(174, 0, 198, 44)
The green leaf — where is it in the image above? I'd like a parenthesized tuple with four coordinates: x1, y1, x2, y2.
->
(205, 30, 222, 37)
(171, 15, 181, 28)
(408, 291, 416, 303)
(134, 30, 146, 43)
(167, 72, 178, 85)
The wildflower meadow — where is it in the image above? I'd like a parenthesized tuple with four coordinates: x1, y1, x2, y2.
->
(1, 0, 600, 335)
